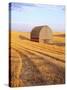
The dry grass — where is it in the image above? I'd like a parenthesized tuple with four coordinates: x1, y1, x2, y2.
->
(9, 31, 65, 87)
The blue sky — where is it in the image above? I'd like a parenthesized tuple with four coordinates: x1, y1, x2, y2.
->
(10, 3, 65, 32)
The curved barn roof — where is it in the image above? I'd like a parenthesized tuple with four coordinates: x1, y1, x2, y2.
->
(31, 25, 52, 37)
(31, 26, 44, 37)
(32, 26, 44, 33)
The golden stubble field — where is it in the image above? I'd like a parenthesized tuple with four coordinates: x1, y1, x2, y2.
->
(9, 31, 65, 87)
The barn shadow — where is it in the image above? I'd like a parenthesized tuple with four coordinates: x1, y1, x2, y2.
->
(19, 35, 30, 40)
(48, 42, 65, 46)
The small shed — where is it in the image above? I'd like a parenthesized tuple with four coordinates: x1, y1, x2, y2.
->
(31, 25, 53, 43)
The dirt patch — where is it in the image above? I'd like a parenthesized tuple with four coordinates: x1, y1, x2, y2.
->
(54, 34, 65, 37)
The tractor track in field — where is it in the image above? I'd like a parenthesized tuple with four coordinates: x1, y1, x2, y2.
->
(10, 44, 65, 86)
(10, 48, 47, 86)
(22, 41, 64, 54)
(11, 41, 65, 63)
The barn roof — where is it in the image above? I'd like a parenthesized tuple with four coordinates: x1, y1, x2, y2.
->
(31, 25, 51, 37)
(32, 25, 51, 31)
(32, 26, 44, 33)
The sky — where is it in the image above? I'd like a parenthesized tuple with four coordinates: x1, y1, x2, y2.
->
(10, 2, 65, 32)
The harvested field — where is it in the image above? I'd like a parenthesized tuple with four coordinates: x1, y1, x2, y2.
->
(9, 31, 65, 87)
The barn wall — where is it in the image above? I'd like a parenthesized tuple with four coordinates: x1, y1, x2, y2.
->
(39, 27, 52, 39)
(31, 32, 39, 42)
(30, 27, 41, 42)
